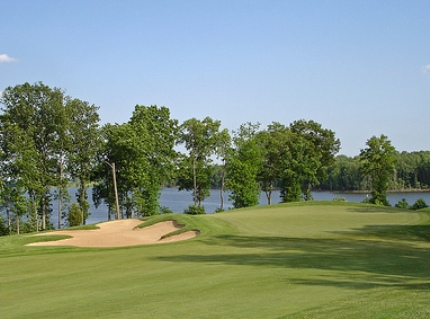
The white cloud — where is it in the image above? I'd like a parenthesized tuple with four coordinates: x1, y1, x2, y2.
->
(421, 64, 430, 74)
(0, 53, 16, 63)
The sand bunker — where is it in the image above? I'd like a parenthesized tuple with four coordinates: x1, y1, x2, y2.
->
(27, 219, 199, 248)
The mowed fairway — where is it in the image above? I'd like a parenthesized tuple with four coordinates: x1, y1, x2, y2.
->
(1, 202, 430, 319)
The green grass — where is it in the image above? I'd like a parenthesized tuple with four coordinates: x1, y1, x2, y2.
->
(1, 201, 430, 319)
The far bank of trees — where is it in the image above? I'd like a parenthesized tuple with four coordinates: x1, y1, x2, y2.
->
(0, 82, 427, 235)
(320, 151, 430, 193)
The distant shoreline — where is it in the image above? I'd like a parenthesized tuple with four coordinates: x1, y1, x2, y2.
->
(200, 187, 430, 194)
(325, 189, 430, 194)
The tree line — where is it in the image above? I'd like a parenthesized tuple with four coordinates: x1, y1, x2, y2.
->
(319, 151, 430, 193)
(0, 82, 423, 235)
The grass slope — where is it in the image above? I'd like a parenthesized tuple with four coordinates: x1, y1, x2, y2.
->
(1, 202, 430, 319)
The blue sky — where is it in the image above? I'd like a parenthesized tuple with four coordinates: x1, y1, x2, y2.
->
(1, 0, 429, 156)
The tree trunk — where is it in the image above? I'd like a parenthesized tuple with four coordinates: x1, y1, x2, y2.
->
(130, 192, 135, 219)
(267, 190, 272, 205)
(220, 160, 225, 210)
(58, 159, 63, 229)
(266, 182, 273, 205)
(58, 191, 62, 229)
(305, 182, 313, 201)
(80, 181, 85, 225)
(42, 196, 46, 230)
(6, 204, 11, 235)
(40, 189, 50, 230)
(111, 162, 120, 220)
(16, 216, 20, 235)
(33, 194, 39, 233)
(193, 154, 197, 206)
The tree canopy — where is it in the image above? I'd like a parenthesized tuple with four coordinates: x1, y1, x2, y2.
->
(0, 82, 102, 231)
(359, 134, 397, 206)
(176, 117, 223, 211)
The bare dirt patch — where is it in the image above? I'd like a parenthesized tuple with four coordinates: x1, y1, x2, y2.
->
(27, 219, 199, 248)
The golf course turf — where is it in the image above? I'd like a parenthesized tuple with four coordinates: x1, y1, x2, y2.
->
(1, 201, 430, 318)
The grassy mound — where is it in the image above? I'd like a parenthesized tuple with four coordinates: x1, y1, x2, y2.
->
(1, 202, 430, 318)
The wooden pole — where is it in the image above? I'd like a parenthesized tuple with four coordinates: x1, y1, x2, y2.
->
(111, 162, 120, 220)
(106, 161, 120, 220)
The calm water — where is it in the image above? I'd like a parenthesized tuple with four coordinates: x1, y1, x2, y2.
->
(49, 188, 430, 228)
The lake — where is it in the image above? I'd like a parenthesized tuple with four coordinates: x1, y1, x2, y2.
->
(49, 188, 430, 228)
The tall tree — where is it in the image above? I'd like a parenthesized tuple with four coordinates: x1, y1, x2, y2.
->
(93, 123, 129, 220)
(2, 186, 27, 234)
(52, 95, 73, 229)
(0, 82, 67, 230)
(278, 132, 311, 202)
(289, 120, 341, 200)
(227, 123, 262, 208)
(67, 98, 101, 224)
(360, 134, 397, 206)
(256, 122, 289, 205)
(128, 105, 179, 216)
(0, 122, 33, 234)
(177, 117, 222, 209)
(215, 128, 231, 210)
(94, 105, 178, 217)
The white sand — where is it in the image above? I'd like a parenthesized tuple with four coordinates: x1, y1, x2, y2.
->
(27, 219, 198, 248)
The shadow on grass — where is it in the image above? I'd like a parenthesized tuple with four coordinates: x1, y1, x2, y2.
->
(331, 224, 430, 242)
(340, 208, 430, 241)
(156, 234, 430, 291)
(346, 205, 412, 214)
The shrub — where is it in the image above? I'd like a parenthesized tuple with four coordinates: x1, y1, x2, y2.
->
(184, 205, 206, 215)
(373, 197, 390, 206)
(160, 206, 174, 214)
(68, 202, 83, 227)
(410, 198, 428, 210)
(333, 196, 347, 202)
(214, 207, 225, 213)
(395, 198, 409, 209)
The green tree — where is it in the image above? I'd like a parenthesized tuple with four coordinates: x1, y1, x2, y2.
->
(227, 123, 262, 208)
(94, 122, 137, 219)
(68, 202, 83, 227)
(92, 124, 122, 220)
(67, 98, 101, 224)
(0, 100, 40, 231)
(0, 183, 27, 235)
(396, 151, 430, 189)
(94, 106, 178, 217)
(128, 105, 179, 216)
(410, 198, 428, 210)
(278, 132, 311, 202)
(289, 119, 341, 200)
(321, 155, 362, 191)
(0, 82, 67, 230)
(215, 128, 231, 210)
(256, 122, 289, 205)
(1, 83, 105, 231)
(177, 117, 222, 209)
(395, 198, 409, 209)
(360, 134, 397, 206)
(52, 95, 73, 229)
